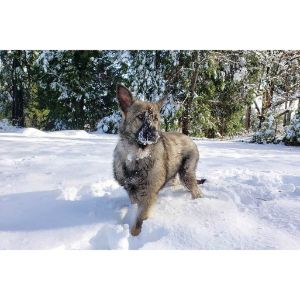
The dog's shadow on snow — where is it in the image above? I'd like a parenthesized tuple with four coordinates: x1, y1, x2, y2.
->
(0, 187, 128, 231)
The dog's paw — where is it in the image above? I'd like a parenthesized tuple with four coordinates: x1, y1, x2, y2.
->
(130, 219, 143, 236)
(131, 226, 142, 236)
(192, 191, 204, 199)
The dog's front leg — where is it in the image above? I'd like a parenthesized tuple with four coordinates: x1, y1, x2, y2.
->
(130, 193, 156, 236)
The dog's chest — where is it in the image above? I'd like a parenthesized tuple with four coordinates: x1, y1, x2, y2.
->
(116, 140, 154, 179)
(124, 148, 153, 178)
(125, 147, 151, 167)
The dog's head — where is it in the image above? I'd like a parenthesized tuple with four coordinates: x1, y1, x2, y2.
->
(116, 84, 167, 146)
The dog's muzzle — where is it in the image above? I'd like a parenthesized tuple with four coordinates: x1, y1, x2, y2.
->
(136, 123, 160, 146)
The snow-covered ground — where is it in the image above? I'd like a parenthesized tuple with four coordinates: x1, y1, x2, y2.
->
(0, 128, 300, 249)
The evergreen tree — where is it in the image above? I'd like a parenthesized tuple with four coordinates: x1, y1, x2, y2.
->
(35, 50, 125, 130)
(0, 50, 38, 127)
(0, 50, 299, 145)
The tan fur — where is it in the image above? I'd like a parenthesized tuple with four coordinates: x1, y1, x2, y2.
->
(113, 85, 203, 236)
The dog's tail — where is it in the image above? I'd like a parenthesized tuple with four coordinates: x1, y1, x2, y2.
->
(197, 178, 207, 185)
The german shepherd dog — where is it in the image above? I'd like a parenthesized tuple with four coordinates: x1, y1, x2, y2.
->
(113, 85, 203, 236)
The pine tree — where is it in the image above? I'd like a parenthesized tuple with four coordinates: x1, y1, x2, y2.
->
(0, 50, 38, 127)
(35, 50, 126, 130)
(1, 50, 299, 143)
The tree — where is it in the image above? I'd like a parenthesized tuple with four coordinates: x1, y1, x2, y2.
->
(0, 50, 38, 127)
(250, 51, 300, 143)
(35, 50, 126, 130)
(125, 50, 256, 137)
(251, 51, 300, 127)
(1, 50, 299, 143)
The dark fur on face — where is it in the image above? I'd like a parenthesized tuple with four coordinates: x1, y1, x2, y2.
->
(135, 107, 160, 146)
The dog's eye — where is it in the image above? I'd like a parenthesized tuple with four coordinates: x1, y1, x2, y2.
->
(137, 114, 144, 120)
(154, 115, 159, 121)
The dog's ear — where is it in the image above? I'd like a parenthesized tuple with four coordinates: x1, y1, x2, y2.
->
(156, 96, 168, 110)
(116, 84, 134, 113)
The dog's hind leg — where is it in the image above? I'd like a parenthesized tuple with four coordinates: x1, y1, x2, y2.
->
(179, 155, 203, 199)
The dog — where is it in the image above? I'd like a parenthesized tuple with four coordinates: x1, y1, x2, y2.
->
(113, 84, 204, 236)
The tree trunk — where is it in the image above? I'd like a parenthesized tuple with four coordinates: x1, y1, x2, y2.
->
(283, 99, 288, 126)
(283, 74, 291, 126)
(182, 51, 200, 135)
(259, 84, 274, 129)
(244, 105, 251, 131)
(12, 52, 25, 127)
(286, 99, 293, 125)
(77, 95, 85, 129)
(164, 118, 169, 132)
(181, 101, 190, 135)
(262, 86, 273, 114)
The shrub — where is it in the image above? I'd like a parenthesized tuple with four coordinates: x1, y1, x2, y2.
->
(283, 111, 300, 146)
(96, 112, 121, 134)
(252, 114, 278, 144)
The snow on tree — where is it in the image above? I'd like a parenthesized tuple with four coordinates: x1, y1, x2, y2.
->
(283, 110, 300, 145)
(0, 118, 16, 132)
(252, 112, 279, 144)
(0, 50, 300, 144)
(96, 111, 121, 134)
(250, 50, 300, 142)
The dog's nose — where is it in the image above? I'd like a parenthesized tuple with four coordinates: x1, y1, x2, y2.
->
(148, 128, 160, 141)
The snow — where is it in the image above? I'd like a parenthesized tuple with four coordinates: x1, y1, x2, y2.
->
(0, 119, 16, 132)
(0, 128, 300, 249)
(233, 67, 247, 82)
